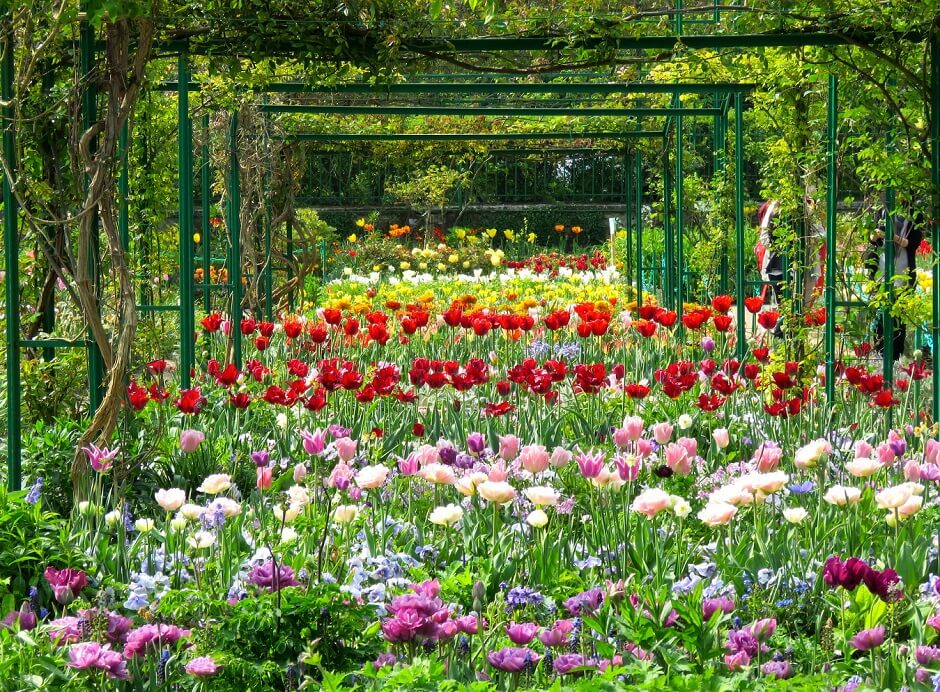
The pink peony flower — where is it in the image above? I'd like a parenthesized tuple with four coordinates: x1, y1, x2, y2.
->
(185, 655, 221, 677)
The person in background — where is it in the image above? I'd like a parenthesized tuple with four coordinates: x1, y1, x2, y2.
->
(863, 199, 924, 361)
(755, 196, 826, 333)
(755, 200, 785, 304)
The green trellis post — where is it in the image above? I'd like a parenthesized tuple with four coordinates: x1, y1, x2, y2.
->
(883, 127, 896, 385)
(635, 151, 644, 308)
(80, 9, 104, 413)
(178, 52, 195, 388)
(931, 32, 940, 427)
(734, 92, 747, 363)
(663, 135, 674, 310)
(3, 20, 21, 490)
(825, 75, 837, 403)
(201, 114, 211, 314)
(228, 112, 242, 369)
(715, 94, 729, 295)
(624, 151, 633, 283)
(675, 104, 685, 314)
(286, 217, 294, 312)
(119, 122, 129, 253)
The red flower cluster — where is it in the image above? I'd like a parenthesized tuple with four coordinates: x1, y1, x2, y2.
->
(409, 358, 489, 391)
(823, 556, 902, 602)
(505, 251, 608, 275)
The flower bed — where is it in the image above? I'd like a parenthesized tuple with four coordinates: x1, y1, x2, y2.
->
(5, 275, 940, 690)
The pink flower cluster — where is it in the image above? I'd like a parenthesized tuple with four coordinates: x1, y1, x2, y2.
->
(380, 580, 481, 644)
(68, 642, 128, 680)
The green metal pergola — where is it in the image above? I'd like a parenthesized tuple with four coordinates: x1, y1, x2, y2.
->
(4, 15, 940, 490)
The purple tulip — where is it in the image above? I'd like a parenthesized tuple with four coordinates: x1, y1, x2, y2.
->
(487, 646, 540, 673)
(849, 625, 885, 651)
(438, 446, 457, 465)
(564, 587, 604, 616)
(749, 618, 777, 642)
(456, 615, 480, 635)
(372, 653, 397, 670)
(467, 432, 486, 455)
(1, 603, 36, 631)
(702, 596, 735, 620)
(505, 621, 538, 645)
(762, 660, 793, 679)
(246, 561, 300, 593)
(381, 615, 419, 643)
(539, 619, 575, 648)
(553, 653, 594, 675)
(250, 450, 270, 467)
(726, 628, 764, 658)
(44, 566, 88, 605)
(915, 645, 940, 665)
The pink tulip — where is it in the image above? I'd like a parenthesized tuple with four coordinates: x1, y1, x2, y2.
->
(663, 444, 692, 475)
(256, 467, 272, 490)
(904, 460, 922, 481)
(630, 488, 672, 518)
(624, 415, 645, 441)
(614, 454, 640, 482)
(677, 436, 698, 459)
(417, 444, 439, 466)
(179, 430, 205, 454)
(327, 463, 354, 489)
(335, 437, 358, 462)
(549, 447, 572, 467)
(398, 453, 420, 476)
(751, 442, 782, 472)
(926, 439, 940, 465)
(652, 422, 673, 445)
(636, 439, 654, 459)
(854, 440, 874, 459)
(488, 460, 509, 482)
(876, 443, 895, 466)
(612, 426, 632, 449)
(301, 429, 326, 456)
(712, 428, 730, 450)
(498, 435, 521, 462)
(519, 445, 550, 474)
(221, 320, 232, 335)
(292, 463, 307, 483)
(576, 451, 605, 478)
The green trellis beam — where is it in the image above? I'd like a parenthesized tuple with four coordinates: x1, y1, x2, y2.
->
(159, 30, 904, 57)
(258, 104, 721, 117)
(277, 131, 664, 142)
(158, 81, 755, 96)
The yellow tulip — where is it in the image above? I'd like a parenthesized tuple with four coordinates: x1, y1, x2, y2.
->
(347, 234, 357, 243)
(193, 232, 201, 244)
